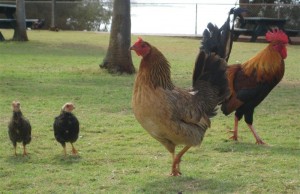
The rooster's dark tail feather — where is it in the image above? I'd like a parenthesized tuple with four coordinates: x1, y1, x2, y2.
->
(200, 7, 247, 62)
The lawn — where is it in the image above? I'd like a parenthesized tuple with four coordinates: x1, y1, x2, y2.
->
(0, 29, 299, 193)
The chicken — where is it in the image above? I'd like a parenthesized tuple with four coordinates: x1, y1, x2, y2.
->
(8, 101, 32, 156)
(201, 14, 288, 144)
(130, 38, 229, 176)
(53, 102, 79, 156)
(222, 29, 288, 144)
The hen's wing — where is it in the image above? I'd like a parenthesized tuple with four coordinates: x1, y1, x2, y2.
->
(164, 52, 229, 146)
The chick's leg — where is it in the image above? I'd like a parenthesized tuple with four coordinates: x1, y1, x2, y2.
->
(61, 144, 67, 156)
(71, 143, 78, 155)
(228, 116, 239, 141)
(171, 146, 191, 176)
(13, 142, 17, 156)
(247, 124, 265, 145)
(22, 144, 28, 156)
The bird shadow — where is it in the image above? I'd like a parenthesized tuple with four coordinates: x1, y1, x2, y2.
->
(52, 154, 82, 165)
(215, 140, 300, 156)
(5, 154, 32, 164)
(138, 175, 239, 193)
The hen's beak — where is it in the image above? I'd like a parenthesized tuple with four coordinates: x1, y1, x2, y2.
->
(129, 45, 136, 51)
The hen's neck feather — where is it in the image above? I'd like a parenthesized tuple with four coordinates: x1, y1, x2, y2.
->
(242, 44, 284, 82)
(138, 46, 174, 90)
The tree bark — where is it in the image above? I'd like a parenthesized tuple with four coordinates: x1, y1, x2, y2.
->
(100, 0, 135, 74)
(13, 0, 28, 41)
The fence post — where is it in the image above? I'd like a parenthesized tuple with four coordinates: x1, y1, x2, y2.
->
(51, 0, 56, 28)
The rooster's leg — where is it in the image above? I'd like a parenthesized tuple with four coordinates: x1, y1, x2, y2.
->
(170, 146, 191, 176)
(228, 116, 239, 141)
(71, 143, 78, 155)
(247, 124, 266, 145)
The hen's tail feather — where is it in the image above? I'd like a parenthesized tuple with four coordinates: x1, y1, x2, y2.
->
(200, 7, 247, 62)
(192, 51, 229, 117)
(192, 51, 206, 85)
(193, 51, 229, 97)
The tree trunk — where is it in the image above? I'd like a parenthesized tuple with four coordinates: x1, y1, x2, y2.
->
(100, 0, 135, 74)
(13, 0, 28, 41)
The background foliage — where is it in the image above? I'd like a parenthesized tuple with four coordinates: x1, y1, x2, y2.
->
(1, 0, 113, 30)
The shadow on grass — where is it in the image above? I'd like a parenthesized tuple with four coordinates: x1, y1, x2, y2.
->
(215, 140, 300, 156)
(51, 154, 82, 165)
(138, 176, 239, 193)
(5, 154, 32, 164)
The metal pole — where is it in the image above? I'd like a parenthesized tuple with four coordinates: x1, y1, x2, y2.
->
(195, 4, 198, 35)
(51, 0, 56, 27)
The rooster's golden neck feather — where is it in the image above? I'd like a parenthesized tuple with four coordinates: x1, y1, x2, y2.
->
(138, 46, 175, 90)
(242, 44, 284, 83)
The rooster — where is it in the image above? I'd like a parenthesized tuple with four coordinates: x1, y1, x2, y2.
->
(201, 10, 288, 144)
(130, 38, 229, 176)
(8, 101, 32, 156)
(53, 102, 80, 156)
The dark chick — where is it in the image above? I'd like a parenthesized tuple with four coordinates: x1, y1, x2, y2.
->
(8, 101, 32, 156)
(53, 102, 79, 156)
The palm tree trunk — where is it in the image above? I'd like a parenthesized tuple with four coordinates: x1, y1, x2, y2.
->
(100, 0, 135, 74)
(13, 0, 28, 41)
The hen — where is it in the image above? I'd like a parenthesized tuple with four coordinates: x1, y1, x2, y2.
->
(8, 101, 32, 156)
(130, 38, 229, 176)
(53, 102, 80, 156)
(202, 13, 288, 144)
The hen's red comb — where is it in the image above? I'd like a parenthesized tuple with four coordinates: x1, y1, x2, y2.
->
(266, 29, 288, 44)
(135, 37, 144, 44)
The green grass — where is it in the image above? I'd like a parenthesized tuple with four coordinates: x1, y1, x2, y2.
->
(0, 29, 299, 193)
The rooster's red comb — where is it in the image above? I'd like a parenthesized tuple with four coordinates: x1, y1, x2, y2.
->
(266, 29, 288, 44)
